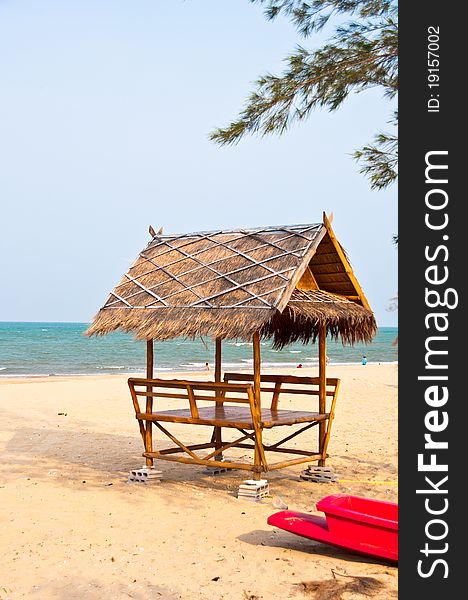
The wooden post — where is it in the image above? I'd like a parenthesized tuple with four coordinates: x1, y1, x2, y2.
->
(215, 337, 222, 384)
(145, 339, 154, 467)
(213, 337, 223, 456)
(252, 331, 263, 480)
(318, 324, 327, 466)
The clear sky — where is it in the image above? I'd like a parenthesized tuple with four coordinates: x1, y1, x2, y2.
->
(0, 0, 397, 326)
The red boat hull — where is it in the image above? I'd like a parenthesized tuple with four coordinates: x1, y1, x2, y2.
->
(267, 494, 398, 563)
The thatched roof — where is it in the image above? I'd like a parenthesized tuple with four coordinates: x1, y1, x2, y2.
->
(87, 214, 376, 347)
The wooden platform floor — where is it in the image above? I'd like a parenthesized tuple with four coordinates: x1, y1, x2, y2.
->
(137, 406, 327, 429)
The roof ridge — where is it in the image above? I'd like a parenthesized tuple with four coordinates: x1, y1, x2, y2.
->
(148, 223, 322, 241)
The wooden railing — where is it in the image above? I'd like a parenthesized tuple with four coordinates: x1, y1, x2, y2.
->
(128, 377, 258, 421)
(224, 372, 339, 411)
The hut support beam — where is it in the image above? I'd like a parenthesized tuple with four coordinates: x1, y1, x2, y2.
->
(213, 338, 223, 458)
(318, 325, 327, 466)
(253, 331, 263, 480)
(215, 338, 222, 383)
(145, 339, 154, 467)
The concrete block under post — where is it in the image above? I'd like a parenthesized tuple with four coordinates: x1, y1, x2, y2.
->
(300, 465, 338, 483)
(202, 454, 229, 475)
(128, 465, 162, 483)
(237, 479, 269, 501)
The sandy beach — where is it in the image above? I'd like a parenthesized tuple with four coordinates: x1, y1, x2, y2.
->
(0, 363, 397, 599)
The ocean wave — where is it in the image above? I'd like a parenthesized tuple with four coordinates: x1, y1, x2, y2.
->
(260, 361, 314, 368)
(0, 360, 399, 378)
(0, 373, 52, 378)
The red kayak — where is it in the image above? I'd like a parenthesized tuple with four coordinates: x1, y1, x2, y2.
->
(267, 494, 398, 563)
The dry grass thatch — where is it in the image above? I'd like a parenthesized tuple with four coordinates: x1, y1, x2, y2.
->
(87, 222, 376, 346)
(264, 289, 376, 348)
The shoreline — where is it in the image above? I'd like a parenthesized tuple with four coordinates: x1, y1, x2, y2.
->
(0, 361, 398, 384)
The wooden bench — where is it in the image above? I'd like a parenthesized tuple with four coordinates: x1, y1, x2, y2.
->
(128, 373, 339, 477)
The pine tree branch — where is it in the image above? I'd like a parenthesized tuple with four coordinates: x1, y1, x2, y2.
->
(251, 1, 395, 36)
(353, 110, 397, 189)
(210, 0, 398, 193)
(210, 33, 397, 144)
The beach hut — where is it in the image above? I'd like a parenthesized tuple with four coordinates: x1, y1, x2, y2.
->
(87, 213, 376, 479)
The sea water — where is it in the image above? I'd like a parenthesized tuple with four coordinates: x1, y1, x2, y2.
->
(0, 322, 397, 377)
